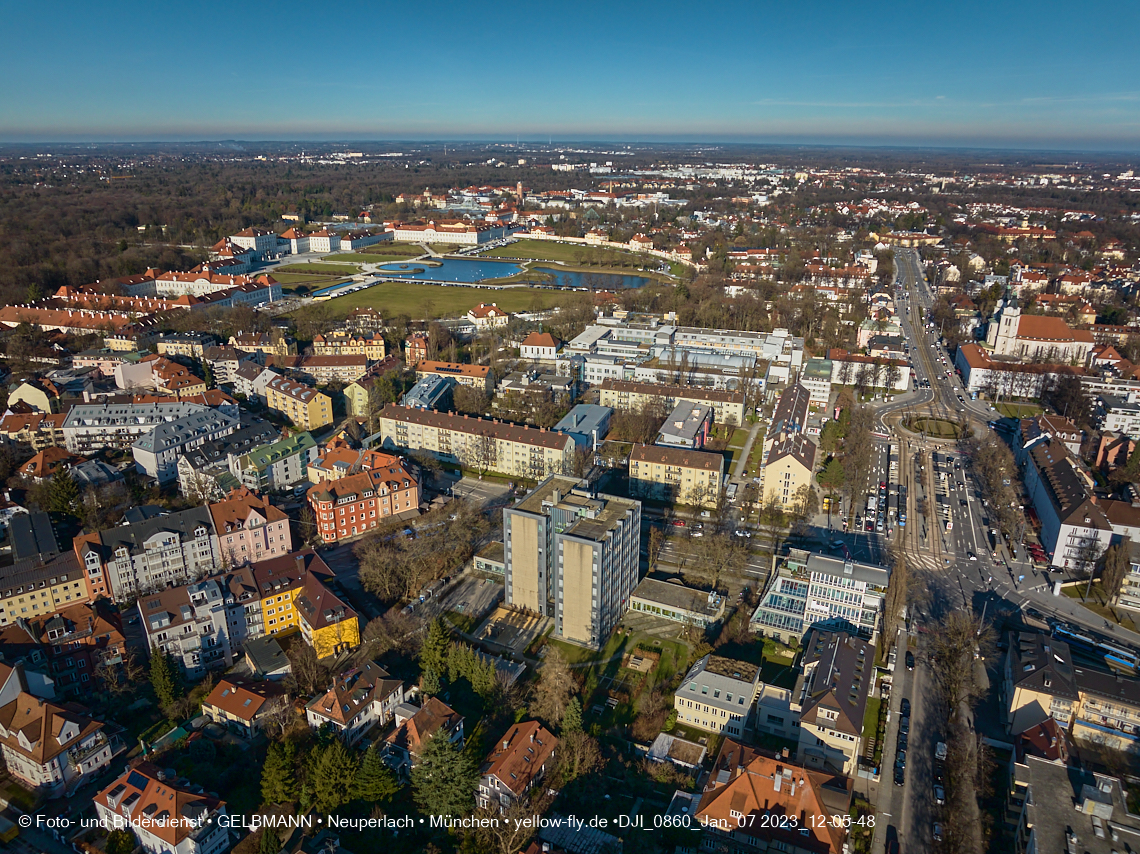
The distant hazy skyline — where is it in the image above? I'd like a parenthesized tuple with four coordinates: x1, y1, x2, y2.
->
(3, 0, 1138, 151)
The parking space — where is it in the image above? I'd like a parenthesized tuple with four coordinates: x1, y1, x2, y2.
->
(474, 606, 547, 652)
(452, 475, 513, 506)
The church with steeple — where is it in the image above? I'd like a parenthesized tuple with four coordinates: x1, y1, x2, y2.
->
(984, 289, 1093, 363)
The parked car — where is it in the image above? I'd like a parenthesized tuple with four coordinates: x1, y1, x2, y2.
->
(898, 715, 910, 736)
(900, 698, 910, 716)
(905, 651, 915, 670)
(934, 784, 946, 806)
(933, 822, 944, 842)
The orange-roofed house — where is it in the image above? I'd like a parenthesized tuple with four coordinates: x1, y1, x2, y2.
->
(94, 762, 229, 854)
(209, 488, 293, 566)
(0, 690, 118, 796)
(19, 447, 84, 482)
(477, 721, 558, 812)
(201, 677, 288, 738)
(382, 697, 464, 776)
(466, 302, 511, 330)
(520, 332, 560, 361)
(305, 660, 404, 745)
(306, 459, 420, 543)
(694, 738, 854, 854)
(279, 227, 310, 254)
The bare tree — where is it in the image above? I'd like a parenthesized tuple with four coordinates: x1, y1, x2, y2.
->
(1102, 538, 1132, 604)
(529, 648, 576, 727)
(880, 549, 908, 657)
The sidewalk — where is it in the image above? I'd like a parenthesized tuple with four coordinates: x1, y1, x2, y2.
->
(732, 419, 763, 480)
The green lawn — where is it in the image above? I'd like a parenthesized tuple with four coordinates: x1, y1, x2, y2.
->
(360, 241, 426, 255)
(325, 252, 412, 264)
(276, 262, 361, 276)
(995, 401, 1044, 418)
(299, 280, 581, 321)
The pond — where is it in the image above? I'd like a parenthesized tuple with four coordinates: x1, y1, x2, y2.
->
(376, 258, 522, 282)
(375, 258, 651, 289)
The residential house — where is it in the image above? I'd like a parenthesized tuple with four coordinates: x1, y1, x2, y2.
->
(794, 630, 874, 776)
(476, 721, 558, 811)
(762, 433, 817, 510)
(307, 458, 420, 543)
(232, 363, 279, 404)
(694, 739, 853, 854)
(230, 331, 297, 359)
(74, 506, 221, 601)
(132, 406, 238, 484)
(305, 660, 404, 744)
(251, 550, 360, 658)
(382, 697, 464, 776)
(0, 691, 117, 797)
(673, 654, 761, 738)
(18, 448, 83, 482)
(210, 488, 293, 567)
(467, 302, 511, 330)
(230, 431, 318, 492)
(202, 677, 288, 738)
(268, 354, 370, 385)
(404, 333, 429, 366)
(265, 376, 332, 431)
(1023, 442, 1113, 570)
(94, 762, 229, 854)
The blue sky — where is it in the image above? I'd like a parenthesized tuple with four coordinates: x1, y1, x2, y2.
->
(2, 0, 1138, 150)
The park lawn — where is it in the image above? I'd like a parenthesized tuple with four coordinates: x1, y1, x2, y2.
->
(276, 262, 361, 276)
(862, 696, 883, 757)
(361, 241, 425, 256)
(995, 401, 1044, 418)
(300, 280, 580, 321)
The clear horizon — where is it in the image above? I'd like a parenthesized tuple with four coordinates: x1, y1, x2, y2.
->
(3, 0, 1138, 152)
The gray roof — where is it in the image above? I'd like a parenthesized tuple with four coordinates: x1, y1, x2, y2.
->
(632, 578, 722, 617)
(70, 459, 122, 487)
(0, 550, 82, 598)
(92, 506, 215, 557)
(133, 408, 237, 453)
(62, 401, 208, 431)
(244, 635, 291, 676)
(804, 552, 889, 589)
(178, 418, 281, 469)
(10, 512, 60, 562)
(656, 400, 713, 446)
(554, 404, 612, 438)
(401, 374, 455, 409)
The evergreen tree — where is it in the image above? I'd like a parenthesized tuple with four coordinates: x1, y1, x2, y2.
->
(421, 667, 441, 697)
(353, 744, 400, 802)
(48, 468, 80, 515)
(258, 827, 280, 854)
(420, 619, 450, 678)
(105, 829, 137, 854)
(148, 649, 182, 709)
(562, 697, 582, 734)
(310, 740, 359, 815)
(261, 741, 298, 805)
(412, 728, 479, 818)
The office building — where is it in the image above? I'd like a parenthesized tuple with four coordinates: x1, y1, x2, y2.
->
(503, 476, 640, 647)
(673, 654, 761, 738)
(750, 549, 889, 643)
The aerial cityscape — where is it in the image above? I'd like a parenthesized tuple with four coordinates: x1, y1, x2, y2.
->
(0, 5, 1138, 854)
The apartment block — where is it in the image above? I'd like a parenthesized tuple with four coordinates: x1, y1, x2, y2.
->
(415, 360, 494, 395)
(503, 476, 640, 648)
(210, 488, 293, 567)
(312, 330, 386, 361)
(762, 433, 817, 510)
(376, 404, 575, 480)
(132, 406, 238, 484)
(139, 571, 258, 678)
(267, 353, 370, 385)
(250, 550, 359, 658)
(598, 379, 746, 425)
(307, 458, 419, 543)
(477, 721, 558, 812)
(265, 376, 332, 431)
(62, 401, 218, 455)
(628, 444, 724, 508)
(230, 431, 317, 492)
(74, 506, 222, 601)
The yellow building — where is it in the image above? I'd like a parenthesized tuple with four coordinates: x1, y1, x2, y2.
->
(762, 433, 817, 509)
(343, 377, 376, 420)
(415, 360, 494, 395)
(230, 331, 297, 358)
(628, 444, 724, 508)
(598, 380, 746, 426)
(251, 551, 359, 659)
(0, 549, 91, 628)
(312, 330, 386, 361)
(265, 376, 332, 431)
(376, 404, 575, 480)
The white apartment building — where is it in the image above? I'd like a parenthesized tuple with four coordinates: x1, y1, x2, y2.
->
(132, 407, 238, 484)
(138, 572, 258, 679)
(76, 507, 222, 601)
(305, 660, 405, 745)
(307, 229, 341, 253)
(674, 654, 761, 739)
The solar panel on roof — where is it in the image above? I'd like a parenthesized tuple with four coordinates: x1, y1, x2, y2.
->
(126, 770, 150, 790)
